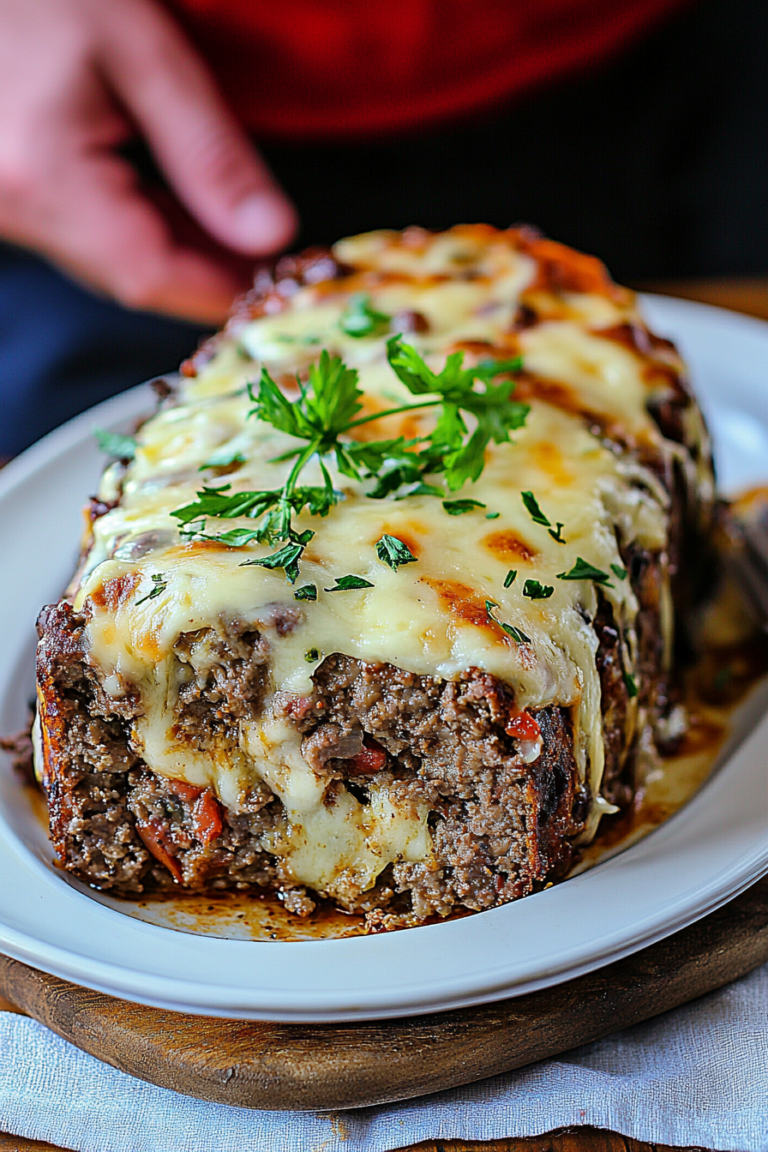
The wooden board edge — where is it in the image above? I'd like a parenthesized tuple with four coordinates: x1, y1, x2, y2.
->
(1, 877, 767, 1111)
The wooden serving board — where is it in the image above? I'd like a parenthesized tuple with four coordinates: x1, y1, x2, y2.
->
(1, 875, 768, 1113)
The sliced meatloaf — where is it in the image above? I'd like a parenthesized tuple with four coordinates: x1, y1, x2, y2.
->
(34, 225, 714, 928)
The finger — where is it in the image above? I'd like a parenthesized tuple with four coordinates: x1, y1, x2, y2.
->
(96, 0, 298, 257)
(44, 150, 246, 323)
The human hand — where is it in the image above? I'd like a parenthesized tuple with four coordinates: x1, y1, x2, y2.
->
(0, 0, 297, 323)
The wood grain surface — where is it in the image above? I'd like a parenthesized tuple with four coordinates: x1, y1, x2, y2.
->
(1, 874, 767, 1114)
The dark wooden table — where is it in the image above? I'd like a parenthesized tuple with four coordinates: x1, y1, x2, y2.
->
(3, 277, 766, 1151)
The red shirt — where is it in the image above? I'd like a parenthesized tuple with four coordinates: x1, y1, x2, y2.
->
(165, 0, 690, 141)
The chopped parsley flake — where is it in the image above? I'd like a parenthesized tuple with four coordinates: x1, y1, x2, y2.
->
(485, 600, 531, 645)
(504, 569, 517, 588)
(520, 491, 566, 543)
(442, 499, 486, 515)
(340, 293, 391, 339)
(305, 648, 321, 663)
(135, 573, 167, 605)
(556, 558, 613, 585)
(94, 428, 136, 460)
(523, 579, 554, 600)
(485, 511, 501, 520)
(294, 584, 317, 601)
(375, 534, 418, 570)
(325, 575, 375, 592)
(521, 490, 550, 526)
(610, 563, 628, 581)
(240, 541, 306, 584)
(624, 671, 639, 699)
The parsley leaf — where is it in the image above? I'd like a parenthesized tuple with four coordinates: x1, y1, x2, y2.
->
(94, 428, 136, 460)
(611, 563, 628, 581)
(556, 558, 613, 585)
(135, 573, 167, 605)
(240, 541, 306, 584)
(504, 569, 517, 588)
(294, 584, 317, 601)
(523, 579, 554, 600)
(251, 350, 365, 446)
(624, 671, 639, 699)
(485, 600, 531, 645)
(305, 648, 321, 663)
(325, 575, 374, 592)
(385, 337, 528, 490)
(485, 511, 500, 520)
(196, 527, 263, 547)
(340, 293, 391, 339)
(442, 499, 486, 515)
(376, 534, 418, 570)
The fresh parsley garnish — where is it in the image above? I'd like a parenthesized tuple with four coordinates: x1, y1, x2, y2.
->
(523, 579, 554, 600)
(196, 527, 262, 547)
(485, 511, 500, 520)
(325, 575, 375, 592)
(294, 584, 317, 601)
(442, 499, 486, 516)
(386, 338, 527, 491)
(94, 428, 136, 460)
(171, 342, 525, 581)
(135, 573, 167, 605)
(610, 563, 628, 581)
(305, 648, 321, 663)
(375, 534, 418, 570)
(624, 671, 639, 699)
(520, 491, 565, 543)
(485, 600, 530, 645)
(556, 558, 612, 585)
(240, 541, 306, 584)
(199, 446, 247, 471)
(504, 569, 517, 588)
(340, 293, 391, 339)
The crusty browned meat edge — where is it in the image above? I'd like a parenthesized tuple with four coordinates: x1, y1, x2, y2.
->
(33, 230, 715, 927)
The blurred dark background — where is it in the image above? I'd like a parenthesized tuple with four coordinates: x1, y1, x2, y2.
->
(1, 0, 766, 456)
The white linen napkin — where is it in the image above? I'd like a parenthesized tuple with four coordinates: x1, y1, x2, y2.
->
(1, 961, 766, 1152)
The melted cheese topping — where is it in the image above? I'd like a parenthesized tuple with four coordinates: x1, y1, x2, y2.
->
(72, 226, 697, 897)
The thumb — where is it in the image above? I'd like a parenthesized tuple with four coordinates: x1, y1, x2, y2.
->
(98, 0, 297, 256)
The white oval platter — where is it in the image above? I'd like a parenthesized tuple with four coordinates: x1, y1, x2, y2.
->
(0, 295, 767, 1022)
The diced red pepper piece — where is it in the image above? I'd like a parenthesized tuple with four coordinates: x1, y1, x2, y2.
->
(352, 742, 387, 774)
(135, 819, 183, 883)
(167, 778, 204, 803)
(192, 790, 224, 845)
(505, 710, 541, 742)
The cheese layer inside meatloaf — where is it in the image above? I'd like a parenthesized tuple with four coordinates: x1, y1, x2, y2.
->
(34, 226, 714, 926)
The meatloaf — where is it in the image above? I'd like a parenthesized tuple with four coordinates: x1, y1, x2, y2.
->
(34, 225, 714, 929)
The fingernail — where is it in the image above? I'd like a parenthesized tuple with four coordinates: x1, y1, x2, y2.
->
(232, 192, 297, 252)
